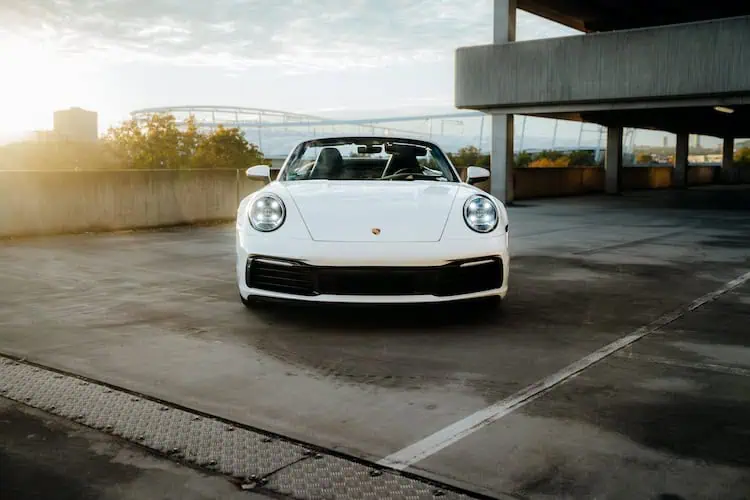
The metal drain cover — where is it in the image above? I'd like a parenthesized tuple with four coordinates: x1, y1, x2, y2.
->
(0, 356, 476, 500)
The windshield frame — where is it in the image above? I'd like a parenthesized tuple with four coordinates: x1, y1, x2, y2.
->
(277, 136, 462, 183)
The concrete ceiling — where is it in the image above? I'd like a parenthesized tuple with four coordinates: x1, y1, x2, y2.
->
(518, 0, 750, 32)
(541, 104, 750, 139)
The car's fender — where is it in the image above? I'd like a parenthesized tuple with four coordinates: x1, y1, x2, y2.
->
(236, 183, 313, 247)
(440, 184, 508, 241)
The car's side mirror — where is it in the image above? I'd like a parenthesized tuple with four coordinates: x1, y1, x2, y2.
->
(466, 166, 490, 185)
(246, 165, 271, 183)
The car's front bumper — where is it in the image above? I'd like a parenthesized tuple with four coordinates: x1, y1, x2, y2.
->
(236, 233, 509, 304)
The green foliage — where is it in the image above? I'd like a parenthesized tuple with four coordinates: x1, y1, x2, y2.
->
(635, 153, 654, 165)
(193, 125, 264, 169)
(735, 147, 750, 166)
(104, 113, 263, 169)
(449, 145, 489, 167)
(514, 149, 596, 168)
(567, 150, 596, 167)
(515, 151, 533, 168)
(446, 147, 598, 170)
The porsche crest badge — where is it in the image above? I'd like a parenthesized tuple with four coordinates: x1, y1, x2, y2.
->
(371, 228, 381, 235)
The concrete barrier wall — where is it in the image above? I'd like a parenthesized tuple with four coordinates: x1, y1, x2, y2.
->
(720, 166, 750, 184)
(0, 169, 264, 238)
(514, 167, 604, 199)
(622, 167, 673, 191)
(510, 166, 728, 200)
(0, 166, 744, 237)
(687, 166, 718, 186)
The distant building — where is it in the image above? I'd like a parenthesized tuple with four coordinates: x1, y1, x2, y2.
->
(53, 107, 98, 142)
(32, 130, 59, 142)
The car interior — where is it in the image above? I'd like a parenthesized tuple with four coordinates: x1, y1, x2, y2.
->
(290, 142, 450, 181)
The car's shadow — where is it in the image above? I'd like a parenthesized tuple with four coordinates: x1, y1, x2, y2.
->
(248, 298, 506, 333)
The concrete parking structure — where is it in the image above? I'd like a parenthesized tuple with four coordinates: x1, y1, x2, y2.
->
(457, 0, 750, 202)
(2, 186, 749, 498)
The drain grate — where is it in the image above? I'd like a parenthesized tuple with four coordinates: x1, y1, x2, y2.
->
(0, 356, 479, 500)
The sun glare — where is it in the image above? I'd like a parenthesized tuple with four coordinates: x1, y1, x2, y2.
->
(0, 34, 92, 136)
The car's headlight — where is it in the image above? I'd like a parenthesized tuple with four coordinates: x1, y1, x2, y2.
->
(248, 193, 286, 232)
(463, 194, 499, 233)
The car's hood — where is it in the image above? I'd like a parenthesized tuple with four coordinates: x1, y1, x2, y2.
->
(283, 181, 460, 242)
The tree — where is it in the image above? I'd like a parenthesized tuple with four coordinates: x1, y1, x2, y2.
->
(515, 151, 533, 168)
(103, 113, 264, 170)
(735, 147, 750, 167)
(635, 152, 654, 165)
(568, 150, 595, 166)
(535, 150, 565, 161)
(179, 115, 201, 159)
(104, 114, 185, 169)
(529, 156, 570, 168)
(449, 145, 489, 167)
(193, 125, 264, 169)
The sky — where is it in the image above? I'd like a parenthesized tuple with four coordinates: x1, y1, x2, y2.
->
(0, 0, 583, 138)
(0, 0, 721, 149)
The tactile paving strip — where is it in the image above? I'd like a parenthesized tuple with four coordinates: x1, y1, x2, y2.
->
(267, 453, 460, 500)
(0, 357, 304, 477)
(0, 356, 476, 500)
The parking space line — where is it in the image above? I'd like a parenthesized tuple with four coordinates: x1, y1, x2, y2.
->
(377, 270, 750, 471)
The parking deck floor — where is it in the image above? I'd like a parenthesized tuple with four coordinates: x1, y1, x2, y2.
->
(1, 186, 749, 499)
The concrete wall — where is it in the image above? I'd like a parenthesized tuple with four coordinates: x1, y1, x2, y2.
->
(622, 167, 673, 191)
(507, 166, 722, 200)
(687, 166, 718, 186)
(0, 166, 744, 237)
(0, 170, 264, 238)
(514, 167, 604, 199)
(455, 16, 750, 109)
(720, 166, 750, 184)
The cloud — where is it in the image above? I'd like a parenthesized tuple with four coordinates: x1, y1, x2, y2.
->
(0, 0, 580, 72)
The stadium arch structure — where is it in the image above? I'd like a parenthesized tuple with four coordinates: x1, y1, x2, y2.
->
(129, 105, 611, 158)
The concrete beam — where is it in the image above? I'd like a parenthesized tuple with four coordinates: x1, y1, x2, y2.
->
(463, 96, 750, 120)
(456, 16, 750, 110)
(605, 127, 623, 194)
(674, 133, 689, 188)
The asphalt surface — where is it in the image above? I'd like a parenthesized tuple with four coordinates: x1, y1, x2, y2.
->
(1, 185, 749, 499)
(0, 398, 272, 500)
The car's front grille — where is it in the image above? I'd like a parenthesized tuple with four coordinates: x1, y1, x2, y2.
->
(246, 258, 316, 296)
(246, 256, 503, 297)
(316, 267, 436, 296)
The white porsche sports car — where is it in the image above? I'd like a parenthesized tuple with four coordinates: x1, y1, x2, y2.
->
(236, 136, 509, 306)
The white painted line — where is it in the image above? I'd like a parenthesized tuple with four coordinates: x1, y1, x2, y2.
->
(377, 270, 750, 471)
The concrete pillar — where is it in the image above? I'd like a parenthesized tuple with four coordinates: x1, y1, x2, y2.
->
(494, 0, 517, 43)
(673, 133, 689, 188)
(491, 114, 514, 203)
(722, 137, 734, 169)
(720, 137, 734, 184)
(489, 0, 516, 203)
(605, 126, 623, 194)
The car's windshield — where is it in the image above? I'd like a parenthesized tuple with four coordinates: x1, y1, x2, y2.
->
(279, 137, 459, 182)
